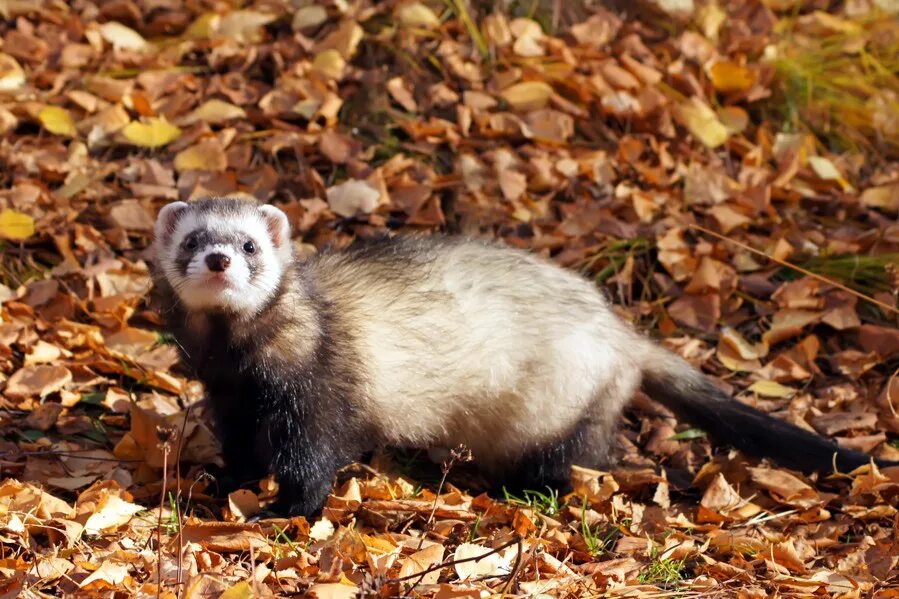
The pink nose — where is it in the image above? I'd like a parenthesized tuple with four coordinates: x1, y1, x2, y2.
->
(205, 253, 231, 272)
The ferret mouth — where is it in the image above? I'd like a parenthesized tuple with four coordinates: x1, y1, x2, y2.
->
(203, 273, 236, 288)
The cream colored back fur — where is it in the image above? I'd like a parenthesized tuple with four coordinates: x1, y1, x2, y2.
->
(308, 239, 648, 471)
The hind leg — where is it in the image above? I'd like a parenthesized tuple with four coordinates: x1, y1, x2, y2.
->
(494, 417, 617, 496)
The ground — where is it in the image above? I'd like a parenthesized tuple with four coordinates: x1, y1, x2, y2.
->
(0, 0, 898, 597)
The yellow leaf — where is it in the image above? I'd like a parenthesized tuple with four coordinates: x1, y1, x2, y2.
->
(121, 117, 181, 148)
(808, 155, 851, 191)
(174, 140, 228, 172)
(38, 106, 77, 137)
(709, 62, 755, 93)
(185, 13, 219, 39)
(219, 581, 253, 599)
(0, 209, 35, 241)
(313, 49, 346, 80)
(675, 97, 729, 148)
(0, 53, 26, 91)
(180, 99, 246, 125)
(500, 81, 553, 112)
(748, 380, 796, 398)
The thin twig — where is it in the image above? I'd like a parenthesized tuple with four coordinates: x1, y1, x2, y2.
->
(388, 535, 522, 585)
(417, 445, 472, 551)
(156, 441, 170, 599)
(688, 223, 899, 315)
(885, 367, 898, 417)
(500, 535, 525, 596)
(174, 404, 191, 597)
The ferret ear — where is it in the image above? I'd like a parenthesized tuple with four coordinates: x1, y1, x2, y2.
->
(258, 204, 291, 249)
(154, 201, 188, 243)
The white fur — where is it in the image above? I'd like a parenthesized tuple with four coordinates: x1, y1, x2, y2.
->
(154, 204, 290, 317)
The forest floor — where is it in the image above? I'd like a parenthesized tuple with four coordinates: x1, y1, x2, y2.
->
(0, 0, 898, 597)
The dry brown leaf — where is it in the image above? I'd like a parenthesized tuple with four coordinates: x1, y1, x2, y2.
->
(79, 560, 130, 589)
(227, 489, 261, 521)
(748, 467, 820, 508)
(4, 365, 72, 400)
(326, 179, 380, 217)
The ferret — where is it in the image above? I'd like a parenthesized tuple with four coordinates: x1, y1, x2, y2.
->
(149, 197, 893, 516)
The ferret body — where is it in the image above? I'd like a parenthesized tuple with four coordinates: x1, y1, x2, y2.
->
(150, 198, 890, 516)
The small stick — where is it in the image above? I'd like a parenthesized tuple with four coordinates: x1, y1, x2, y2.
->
(388, 535, 522, 585)
(417, 445, 472, 550)
(156, 441, 170, 598)
(174, 404, 192, 596)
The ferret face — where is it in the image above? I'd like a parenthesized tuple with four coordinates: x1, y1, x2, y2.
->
(152, 199, 293, 317)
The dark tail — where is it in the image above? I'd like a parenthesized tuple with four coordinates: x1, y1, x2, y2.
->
(639, 343, 896, 474)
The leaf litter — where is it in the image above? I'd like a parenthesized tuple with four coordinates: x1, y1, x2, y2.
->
(0, 0, 898, 597)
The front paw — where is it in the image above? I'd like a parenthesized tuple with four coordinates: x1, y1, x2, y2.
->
(267, 494, 327, 519)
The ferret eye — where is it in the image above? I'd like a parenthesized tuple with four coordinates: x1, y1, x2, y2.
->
(243, 240, 256, 254)
(184, 237, 198, 251)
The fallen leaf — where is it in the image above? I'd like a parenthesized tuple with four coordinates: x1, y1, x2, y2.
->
(312, 49, 346, 80)
(500, 81, 553, 112)
(181, 522, 269, 552)
(309, 517, 335, 541)
(387, 77, 418, 112)
(763, 309, 823, 346)
(32, 557, 73, 582)
(121, 117, 182, 148)
(4, 365, 72, 400)
(748, 380, 796, 398)
(82, 493, 144, 534)
(220, 581, 254, 599)
(709, 62, 756, 92)
(180, 99, 247, 125)
(453, 543, 514, 580)
(293, 5, 329, 31)
(675, 97, 730, 148)
(216, 10, 278, 42)
(98, 22, 148, 51)
(22, 402, 63, 431)
(104, 327, 158, 358)
(174, 139, 228, 172)
(307, 582, 359, 599)
(0, 210, 35, 241)
(860, 184, 898, 212)
(0, 53, 25, 90)
(397, 2, 441, 28)
(748, 467, 820, 508)
(227, 489, 260, 521)
(37, 106, 76, 137)
(398, 543, 445, 585)
(326, 179, 380, 217)
(79, 560, 129, 588)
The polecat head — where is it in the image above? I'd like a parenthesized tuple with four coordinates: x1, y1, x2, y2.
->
(151, 198, 292, 317)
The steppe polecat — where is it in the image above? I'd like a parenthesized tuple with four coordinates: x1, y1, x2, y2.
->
(150, 197, 892, 516)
